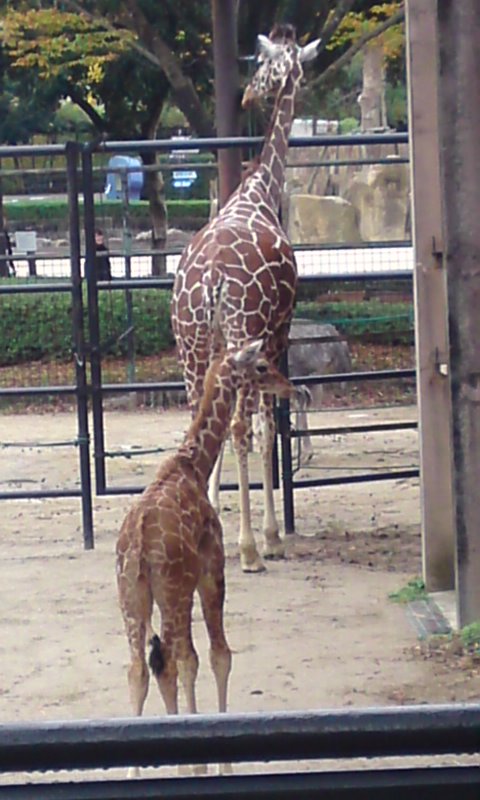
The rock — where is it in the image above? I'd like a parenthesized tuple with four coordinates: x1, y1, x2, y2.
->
(345, 161, 410, 241)
(287, 195, 362, 245)
(288, 320, 352, 406)
(288, 320, 352, 465)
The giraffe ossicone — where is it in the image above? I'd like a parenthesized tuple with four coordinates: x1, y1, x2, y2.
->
(116, 341, 296, 756)
(171, 24, 319, 572)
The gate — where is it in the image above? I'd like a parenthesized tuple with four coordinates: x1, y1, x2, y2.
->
(0, 142, 94, 548)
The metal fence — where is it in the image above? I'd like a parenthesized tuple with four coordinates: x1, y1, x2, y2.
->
(0, 133, 415, 546)
(1, 704, 479, 797)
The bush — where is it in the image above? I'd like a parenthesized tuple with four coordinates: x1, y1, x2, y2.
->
(3, 198, 210, 233)
(0, 289, 412, 368)
(0, 287, 175, 366)
(295, 299, 414, 344)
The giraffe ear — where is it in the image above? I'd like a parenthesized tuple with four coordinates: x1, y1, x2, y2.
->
(233, 339, 264, 366)
(299, 38, 321, 63)
(257, 34, 276, 58)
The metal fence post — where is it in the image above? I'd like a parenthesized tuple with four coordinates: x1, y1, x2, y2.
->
(82, 145, 107, 494)
(278, 350, 295, 534)
(65, 141, 94, 549)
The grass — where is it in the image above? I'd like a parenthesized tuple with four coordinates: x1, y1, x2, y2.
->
(389, 577, 427, 604)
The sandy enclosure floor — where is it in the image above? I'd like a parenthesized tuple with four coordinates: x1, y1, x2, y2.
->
(0, 405, 478, 782)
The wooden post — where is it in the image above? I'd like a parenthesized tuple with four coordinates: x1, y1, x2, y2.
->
(437, 1, 480, 625)
(405, 0, 455, 590)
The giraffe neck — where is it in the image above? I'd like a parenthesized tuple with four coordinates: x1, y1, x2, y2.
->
(250, 68, 300, 211)
(177, 358, 235, 485)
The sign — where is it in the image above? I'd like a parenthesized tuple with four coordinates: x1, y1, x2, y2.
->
(172, 170, 198, 189)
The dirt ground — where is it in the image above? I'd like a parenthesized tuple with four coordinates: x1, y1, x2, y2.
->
(0, 404, 479, 780)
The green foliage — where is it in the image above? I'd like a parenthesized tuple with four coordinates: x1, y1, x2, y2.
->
(52, 101, 94, 138)
(389, 578, 427, 604)
(0, 286, 175, 366)
(295, 299, 413, 344)
(460, 622, 480, 655)
(0, 291, 73, 364)
(3, 198, 210, 229)
(100, 289, 174, 358)
(386, 81, 407, 130)
(339, 116, 360, 134)
(0, 289, 413, 367)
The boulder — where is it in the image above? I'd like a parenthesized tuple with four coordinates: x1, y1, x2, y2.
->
(287, 195, 361, 245)
(288, 320, 352, 406)
(345, 161, 410, 241)
(288, 320, 352, 464)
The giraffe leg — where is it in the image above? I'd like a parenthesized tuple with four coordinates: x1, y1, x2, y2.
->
(117, 565, 152, 780)
(258, 393, 285, 559)
(208, 440, 225, 514)
(117, 566, 153, 717)
(197, 519, 232, 774)
(231, 391, 265, 572)
(294, 386, 314, 466)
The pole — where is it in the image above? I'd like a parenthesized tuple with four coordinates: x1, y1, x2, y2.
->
(66, 142, 94, 549)
(405, 0, 455, 590)
(437, 0, 480, 625)
(211, 0, 242, 207)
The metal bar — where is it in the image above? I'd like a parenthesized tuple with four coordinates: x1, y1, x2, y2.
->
(0, 704, 478, 772)
(66, 141, 94, 551)
(0, 489, 83, 500)
(1, 766, 479, 800)
(277, 352, 294, 533)
(0, 145, 66, 157)
(0, 386, 77, 397)
(0, 283, 73, 294)
(96, 369, 415, 396)
(97, 480, 266, 496)
(290, 369, 415, 385)
(82, 147, 107, 494)
(96, 133, 408, 154)
(293, 469, 419, 489)
(291, 420, 418, 438)
(93, 270, 413, 292)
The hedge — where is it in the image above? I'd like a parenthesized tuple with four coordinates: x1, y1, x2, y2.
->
(3, 199, 210, 231)
(0, 288, 174, 367)
(0, 290, 413, 368)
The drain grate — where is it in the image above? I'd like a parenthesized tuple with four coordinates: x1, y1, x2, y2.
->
(406, 598, 452, 639)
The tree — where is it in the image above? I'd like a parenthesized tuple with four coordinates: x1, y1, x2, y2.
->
(315, 2, 405, 130)
(0, 1, 405, 272)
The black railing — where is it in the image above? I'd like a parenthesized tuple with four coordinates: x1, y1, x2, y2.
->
(1, 704, 479, 798)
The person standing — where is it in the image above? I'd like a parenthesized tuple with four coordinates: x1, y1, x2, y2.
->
(94, 229, 112, 281)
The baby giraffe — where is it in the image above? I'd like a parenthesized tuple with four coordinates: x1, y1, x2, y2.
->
(116, 340, 296, 737)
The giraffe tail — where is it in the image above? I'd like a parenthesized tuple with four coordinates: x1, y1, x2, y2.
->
(148, 634, 165, 676)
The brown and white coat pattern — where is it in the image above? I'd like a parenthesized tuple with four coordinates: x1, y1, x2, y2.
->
(116, 341, 296, 740)
(171, 25, 320, 572)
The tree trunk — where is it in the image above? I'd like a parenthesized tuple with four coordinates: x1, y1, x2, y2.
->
(359, 44, 387, 131)
(142, 153, 167, 276)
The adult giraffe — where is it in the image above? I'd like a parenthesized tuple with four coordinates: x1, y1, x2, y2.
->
(171, 24, 320, 572)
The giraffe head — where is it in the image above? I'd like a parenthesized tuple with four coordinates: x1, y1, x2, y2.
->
(242, 24, 320, 107)
(228, 339, 296, 400)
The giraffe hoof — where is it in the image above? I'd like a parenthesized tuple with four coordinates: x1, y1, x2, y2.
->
(263, 538, 285, 560)
(240, 553, 267, 573)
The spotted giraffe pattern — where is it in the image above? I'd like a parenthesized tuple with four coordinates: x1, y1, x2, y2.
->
(171, 25, 320, 572)
(116, 341, 296, 727)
